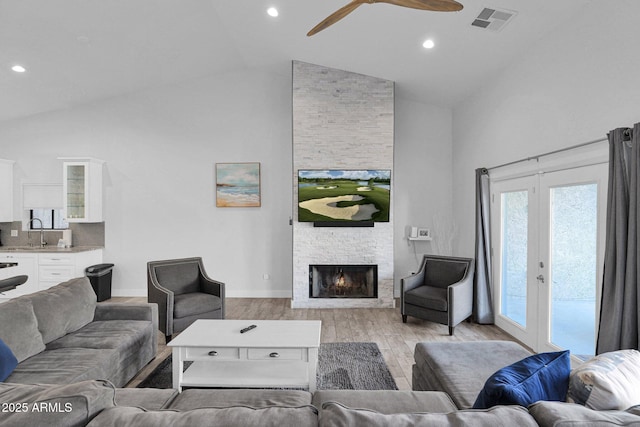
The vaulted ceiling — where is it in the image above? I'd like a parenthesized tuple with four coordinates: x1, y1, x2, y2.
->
(1, 0, 594, 122)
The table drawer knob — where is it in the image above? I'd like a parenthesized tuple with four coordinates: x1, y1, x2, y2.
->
(208, 350, 218, 356)
(269, 352, 280, 358)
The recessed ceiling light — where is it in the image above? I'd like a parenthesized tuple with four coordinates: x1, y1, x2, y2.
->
(267, 7, 279, 17)
(11, 65, 26, 73)
(422, 39, 435, 49)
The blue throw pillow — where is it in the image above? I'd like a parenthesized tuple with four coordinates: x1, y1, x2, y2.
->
(473, 350, 570, 409)
(0, 338, 18, 381)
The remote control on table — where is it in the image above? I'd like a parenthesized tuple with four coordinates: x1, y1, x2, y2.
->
(240, 325, 257, 334)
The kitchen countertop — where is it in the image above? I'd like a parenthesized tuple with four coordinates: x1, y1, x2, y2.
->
(0, 246, 104, 253)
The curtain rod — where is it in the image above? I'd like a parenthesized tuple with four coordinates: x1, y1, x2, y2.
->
(487, 136, 609, 171)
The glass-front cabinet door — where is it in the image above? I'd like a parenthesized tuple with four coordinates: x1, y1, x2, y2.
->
(61, 159, 104, 223)
(65, 164, 86, 220)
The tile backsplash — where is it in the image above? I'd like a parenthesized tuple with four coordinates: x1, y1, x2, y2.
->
(0, 221, 105, 247)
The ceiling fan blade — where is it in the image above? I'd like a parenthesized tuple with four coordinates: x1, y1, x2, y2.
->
(307, 0, 367, 36)
(377, 0, 463, 12)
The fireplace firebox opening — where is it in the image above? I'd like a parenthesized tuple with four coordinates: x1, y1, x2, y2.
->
(309, 265, 378, 299)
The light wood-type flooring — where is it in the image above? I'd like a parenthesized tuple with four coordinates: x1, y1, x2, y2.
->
(120, 297, 520, 390)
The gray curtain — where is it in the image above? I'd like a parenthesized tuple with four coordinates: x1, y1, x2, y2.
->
(474, 168, 494, 324)
(596, 123, 640, 354)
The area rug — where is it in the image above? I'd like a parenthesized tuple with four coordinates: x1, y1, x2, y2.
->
(138, 342, 397, 390)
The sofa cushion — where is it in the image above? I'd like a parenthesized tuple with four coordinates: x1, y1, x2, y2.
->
(169, 389, 312, 410)
(567, 349, 640, 410)
(312, 390, 457, 414)
(6, 347, 117, 385)
(173, 292, 222, 318)
(0, 380, 116, 427)
(87, 405, 319, 427)
(0, 338, 18, 381)
(529, 401, 640, 427)
(46, 319, 156, 388)
(0, 298, 46, 362)
(46, 320, 153, 351)
(404, 286, 448, 311)
(318, 402, 538, 427)
(473, 350, 570, 409)
(27, 277, 97, 344)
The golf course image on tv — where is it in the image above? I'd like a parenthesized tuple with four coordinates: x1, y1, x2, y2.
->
(298, 169, 391, 223)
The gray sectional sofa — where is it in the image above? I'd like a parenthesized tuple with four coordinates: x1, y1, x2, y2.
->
(0, 276, 157, 387)
(3, 378, 639, 426)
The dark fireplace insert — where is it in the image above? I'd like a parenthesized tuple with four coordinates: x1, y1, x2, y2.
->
(309, 264, 378, 298)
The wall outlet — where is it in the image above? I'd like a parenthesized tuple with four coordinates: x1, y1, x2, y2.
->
(11, 230, 18, 237)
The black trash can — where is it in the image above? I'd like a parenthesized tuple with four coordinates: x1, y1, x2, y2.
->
(85, 263, 114, 302)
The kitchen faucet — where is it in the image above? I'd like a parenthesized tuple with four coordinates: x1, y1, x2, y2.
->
(27, 218, 46, 248)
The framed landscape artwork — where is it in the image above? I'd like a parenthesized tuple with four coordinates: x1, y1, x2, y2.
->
(215, 162, 261, 207)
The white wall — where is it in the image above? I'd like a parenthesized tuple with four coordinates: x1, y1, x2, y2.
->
(452, 1, 640, 256)
(394, 95, 453, 288)
(1, 66, 455, 298)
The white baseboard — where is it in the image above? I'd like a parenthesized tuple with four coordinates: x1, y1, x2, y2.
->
(226, 289, 292, 298)
(111, 289, 292, 299)
(111, 289, 146, 298)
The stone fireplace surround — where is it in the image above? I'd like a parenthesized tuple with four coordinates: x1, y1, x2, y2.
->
(291, 61, 394, 309)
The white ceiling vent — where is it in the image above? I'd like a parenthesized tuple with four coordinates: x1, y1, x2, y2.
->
(471, 7, 517, 32)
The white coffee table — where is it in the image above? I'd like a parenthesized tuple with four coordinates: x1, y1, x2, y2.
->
(167, 319, 322, 392)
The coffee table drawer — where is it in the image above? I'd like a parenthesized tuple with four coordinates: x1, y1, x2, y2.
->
(187, 347, 239, 359)
(247, 348, 303, 360)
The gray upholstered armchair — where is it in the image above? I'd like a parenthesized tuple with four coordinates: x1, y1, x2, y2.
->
(147, 257, 225, 343)
(401, 255, 474, 335)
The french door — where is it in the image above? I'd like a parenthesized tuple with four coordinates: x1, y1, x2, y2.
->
(491, 163, 607, 357)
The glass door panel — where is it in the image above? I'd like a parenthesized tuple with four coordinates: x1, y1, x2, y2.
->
(501, 190, 529, 327)
(549, 183, 598, 356)
(538, 163, 607, 358)
(492, 175, 537, 348)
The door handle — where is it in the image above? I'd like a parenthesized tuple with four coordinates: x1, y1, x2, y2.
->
(536, 274, 545, 283)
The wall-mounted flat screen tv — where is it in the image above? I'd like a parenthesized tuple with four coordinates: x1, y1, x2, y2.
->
(298, 169, 391, 223)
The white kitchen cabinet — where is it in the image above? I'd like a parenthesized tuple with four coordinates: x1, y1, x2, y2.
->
(61, 158, 104, 223)
(38, 250, 103, 291)
(0, 249, 103, 301)
(0, 253, 38, 299)
(0, 159, 15, 222)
